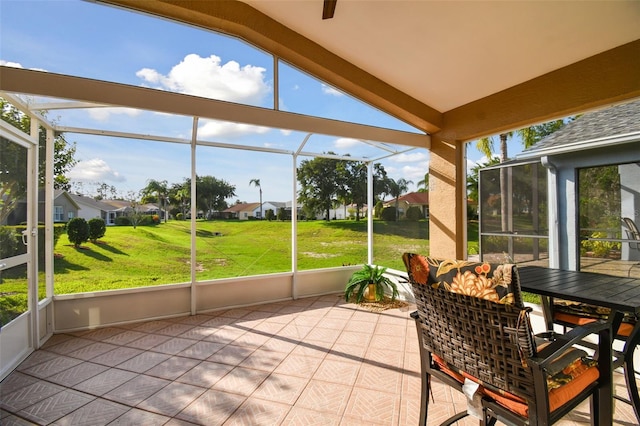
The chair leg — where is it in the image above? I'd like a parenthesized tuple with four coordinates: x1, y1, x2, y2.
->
(419, 374, 430, 426)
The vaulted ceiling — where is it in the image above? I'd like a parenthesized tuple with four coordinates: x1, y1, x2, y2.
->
(100, 0, 640, 144)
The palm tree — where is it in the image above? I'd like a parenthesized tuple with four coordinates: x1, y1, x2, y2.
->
(141, 179, 168, 223)
(249, 178, 262, 220)
(416, 172, 429, 192)
(387, 177, 413, 221)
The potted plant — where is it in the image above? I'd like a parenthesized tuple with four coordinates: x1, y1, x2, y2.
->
(345, 264, 399, 303)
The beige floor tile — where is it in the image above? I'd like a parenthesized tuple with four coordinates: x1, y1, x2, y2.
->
(296, 379, 353, 416)
(176, 388, 246, 425)
(1, 299, 634, 426)
(137, 382, 206, 417)
(53, 398, 129, 425)
(19, 389, 95, 425)
(103, 374, 170, 406)
(212, 366, 269, 396)
(251, 373, 309, 405)
(281, 406, 341, 425)
(176, 361, 234, 388)
(223, 397, 291, 426)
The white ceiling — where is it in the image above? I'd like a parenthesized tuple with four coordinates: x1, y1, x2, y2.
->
(243, 0, 640, 113)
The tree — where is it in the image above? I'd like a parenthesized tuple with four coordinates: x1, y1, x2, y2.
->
(416, 173, 429, 192)
(168, 181, 190, 219)
(95, 182, 117, 201)
(141, 179, 168, 223)
(88, 218, 106, 243)
(386, 177, 413, 221)
(67, 217, 89, 248)
(195, 175, 236, 219)
(249, 178, 263, 220)
(297, 154, 341, 221)
(1, 98, 78, 223)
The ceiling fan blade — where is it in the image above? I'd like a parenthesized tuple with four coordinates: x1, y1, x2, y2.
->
(323, 0, 337, 19)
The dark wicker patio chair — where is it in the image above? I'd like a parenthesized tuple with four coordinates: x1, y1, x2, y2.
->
(403, 254, 612, 426)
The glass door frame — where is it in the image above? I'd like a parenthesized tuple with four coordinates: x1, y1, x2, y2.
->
(0, 104, 42, 380)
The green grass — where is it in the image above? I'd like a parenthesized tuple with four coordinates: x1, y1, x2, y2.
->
(50, 219, 432, 293)
(2, 218, 487, 324)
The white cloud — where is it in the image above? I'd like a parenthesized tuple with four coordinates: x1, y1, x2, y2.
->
(389, 152, 429, 163)
(401, 164, 429, 182)
(321, 84, 343, 97)
(136, 54, 270, 105)
(0, 60, 46, 72)
(0, 60, 23, 68)
(69, 158, 126, 182)
(334, 138, 360, 148)
(198, 119, 271, 138)
(88, 107, 143, 121)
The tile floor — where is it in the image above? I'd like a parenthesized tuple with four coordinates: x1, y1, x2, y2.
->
(0, 294, 637, 425)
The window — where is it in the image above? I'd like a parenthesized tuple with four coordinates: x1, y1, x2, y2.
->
(54, 206, 64, 222)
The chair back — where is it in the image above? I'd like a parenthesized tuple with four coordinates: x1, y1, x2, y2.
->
(403, 254, 537, 401)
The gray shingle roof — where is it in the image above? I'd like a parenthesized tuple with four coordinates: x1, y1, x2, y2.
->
(517, 98, 640, 159)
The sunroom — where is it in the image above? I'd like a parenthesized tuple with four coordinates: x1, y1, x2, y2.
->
(1, 1, 639, 423)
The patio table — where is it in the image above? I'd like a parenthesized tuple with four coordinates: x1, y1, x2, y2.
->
(518, 265, 640, 423)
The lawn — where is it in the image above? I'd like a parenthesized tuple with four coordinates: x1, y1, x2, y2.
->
(52, 219, 436, 293)
(1, 218, 481, 324)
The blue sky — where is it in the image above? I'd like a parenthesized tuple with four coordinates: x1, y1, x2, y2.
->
(1, 0, 524, 203)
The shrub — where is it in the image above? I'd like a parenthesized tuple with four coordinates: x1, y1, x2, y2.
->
(0, 226, 18, 258)
(115, 216, 131, 226)
(581, 231, 621, 257)
(138, 215, 155, 226)
(381, 206, 397, 221)
(405, 206, 422, 221)
(88, 218, 106, 243)
(265, 209, 275, 221)
(176, 213, 184, 221)
(67, 217, 89, 248)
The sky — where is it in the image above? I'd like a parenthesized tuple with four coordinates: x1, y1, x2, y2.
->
(0, 0, 525, 204)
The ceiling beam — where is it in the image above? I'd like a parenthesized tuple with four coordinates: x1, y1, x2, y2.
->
(0, 66, 430, 149)
(440, 40, 640, 143)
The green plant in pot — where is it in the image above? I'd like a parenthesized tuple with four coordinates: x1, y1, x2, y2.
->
(345, 264, 399, 303)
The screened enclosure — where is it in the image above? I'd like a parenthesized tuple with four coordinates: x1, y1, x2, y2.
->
(479, 160, 549, 265)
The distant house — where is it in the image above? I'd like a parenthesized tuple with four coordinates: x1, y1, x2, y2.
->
(68, 194, 118, 225)
(5, 189, 81, 225)
(49, 190, 80, 223)
(100, 200, 164, 222)
(384, 191, 429, 218)
(224, 202, 261, 220)
(254, 201, 287, 219)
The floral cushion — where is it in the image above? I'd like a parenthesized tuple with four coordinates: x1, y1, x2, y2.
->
(402, 253, 522, 307)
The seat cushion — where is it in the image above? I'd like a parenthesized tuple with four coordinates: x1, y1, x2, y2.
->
(554, 311, 635, 337)
(431, 352, 599, 418)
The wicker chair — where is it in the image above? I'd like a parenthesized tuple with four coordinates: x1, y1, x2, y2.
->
(403, 254, 612, 426)
(622, 217, 640, 249)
